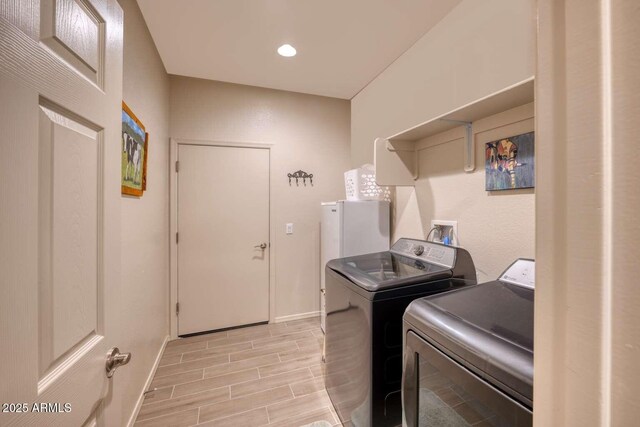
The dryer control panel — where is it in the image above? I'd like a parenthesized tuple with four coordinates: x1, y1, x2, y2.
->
(499, 259, 535, 289)
(390, 238, 456, 269)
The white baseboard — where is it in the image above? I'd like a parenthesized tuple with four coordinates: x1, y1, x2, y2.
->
(126, 335, 170, 427)
(274, 311, 320, 324)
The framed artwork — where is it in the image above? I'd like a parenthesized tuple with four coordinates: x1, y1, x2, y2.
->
(121, 101, 148, 196)
(485, 131, 535, 191)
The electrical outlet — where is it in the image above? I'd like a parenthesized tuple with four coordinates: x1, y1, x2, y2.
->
(430, 220, 458, 246)
(286, 223, 293, 235)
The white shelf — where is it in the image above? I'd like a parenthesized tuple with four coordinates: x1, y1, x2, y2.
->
(374, 78, 534, 186)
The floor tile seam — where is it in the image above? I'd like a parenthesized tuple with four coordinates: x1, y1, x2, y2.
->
(287, 370, 319, 388)
(134, 406, 198, 425)
(204, 357, 282, 379)
(195, 383, 297, 423)
(197, 404, 271, 426)
(198, 382, 294, 412)
(230, 349, 294, 363)
(230, 367, 315, 398)
(172, 370, 265, 399)
(155, 365, 218, 379)
(163, 345, 207, 357)
(142, 384, 232, 410)
(270, 327, 316, 339)
(258, 365, 307, 378)
(180, 342, 253, 359)
(206, 336, 256, 349)
(264, 396, 333, 425)
(158, 357, 183, 368)
(140, 385, 176, 407)
(151, 369, 205, 388)
(251, 335, 310, 350)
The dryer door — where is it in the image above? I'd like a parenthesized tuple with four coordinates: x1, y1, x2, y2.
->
(403, 331, 532, 427)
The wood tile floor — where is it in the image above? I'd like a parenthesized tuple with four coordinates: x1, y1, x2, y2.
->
(134, 317, 341, 427)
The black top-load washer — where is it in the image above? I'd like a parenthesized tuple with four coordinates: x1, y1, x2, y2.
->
(324, 238, 477, 427)
(402, 259, 535, 427)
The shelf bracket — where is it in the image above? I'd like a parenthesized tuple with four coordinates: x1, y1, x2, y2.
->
(439, 119, 475, 172)
(384, 139, 418, 180)
(384, 139, 414, 153)
(374, 137, 418, 185)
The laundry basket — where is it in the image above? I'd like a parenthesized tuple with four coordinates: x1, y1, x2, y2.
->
(344, 164, 391, 202)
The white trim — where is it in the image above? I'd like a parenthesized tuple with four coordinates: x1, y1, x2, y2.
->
(37, 334, 103, 393)
(600, 0, 613, 424)
(170, 137, 274, 149)
(126, 335, 170, 427)
(170, 138, 275, 339)
(170, 139, 178, 339)
(274, 311, 321, 324)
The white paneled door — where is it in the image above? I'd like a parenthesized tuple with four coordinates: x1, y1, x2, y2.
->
(177, 144, 270, 336)
(0, 1, 123, 426)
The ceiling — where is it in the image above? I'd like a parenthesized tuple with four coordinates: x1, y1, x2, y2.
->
(137, 0, 462, 99)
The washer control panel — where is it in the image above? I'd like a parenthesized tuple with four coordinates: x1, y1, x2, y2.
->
(390, 238, 456, 268)
(499, 259, 535, 289)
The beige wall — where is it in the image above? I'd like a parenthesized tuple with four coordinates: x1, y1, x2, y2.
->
(535, 0, 640, 425)
(170, 77, 351, 320)
(112, 1, 170, 425)
(351, 0, 536, 281)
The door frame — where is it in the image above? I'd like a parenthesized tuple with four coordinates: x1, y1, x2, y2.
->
(170, 138, 274, 339)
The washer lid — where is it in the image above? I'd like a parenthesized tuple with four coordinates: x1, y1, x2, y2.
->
(326, 238, 477, 292)
(327, 251, 452, 292)
(404, 278, 534, 405)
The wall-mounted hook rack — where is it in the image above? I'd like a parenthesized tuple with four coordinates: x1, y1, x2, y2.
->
(288, 170, 313, 186)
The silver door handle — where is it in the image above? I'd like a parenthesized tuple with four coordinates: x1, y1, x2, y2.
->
(254, 243, 267, 250)
(106, 347, 131, 378)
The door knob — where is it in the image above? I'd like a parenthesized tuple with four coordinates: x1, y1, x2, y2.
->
(254, 243, 267, 250)
(106, 347, 131, 378)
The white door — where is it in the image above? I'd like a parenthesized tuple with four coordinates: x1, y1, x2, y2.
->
(0, 1, 124, 425)
(177, 144, 270, 335)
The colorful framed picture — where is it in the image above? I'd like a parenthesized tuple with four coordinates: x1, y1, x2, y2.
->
(121, 101, 148, 196)
(485, 131, 535, 191)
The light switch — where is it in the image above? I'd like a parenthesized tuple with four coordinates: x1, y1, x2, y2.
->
(286, 223, 293, 234)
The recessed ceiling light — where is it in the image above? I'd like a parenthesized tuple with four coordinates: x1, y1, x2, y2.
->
(277, 44, 297, 57)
